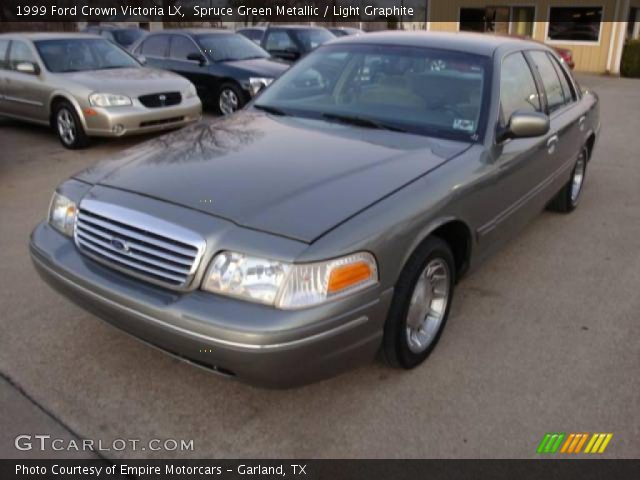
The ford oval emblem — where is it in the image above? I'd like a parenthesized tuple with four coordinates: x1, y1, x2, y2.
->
(111, 238, 129, 252)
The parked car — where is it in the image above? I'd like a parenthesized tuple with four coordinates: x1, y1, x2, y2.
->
(30, 32, 599, 387)
(236, 26, 266, 45)
(131, 29, 288, 115)
(0, 33, 201, 149)
(83, 25, 147, 51)
(260, 25, 335, 62)
(502, 33, 575, 69)
(329, 27, 364, 37)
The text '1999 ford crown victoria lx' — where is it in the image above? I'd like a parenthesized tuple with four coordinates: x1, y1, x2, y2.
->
(30, 32, 600, 387)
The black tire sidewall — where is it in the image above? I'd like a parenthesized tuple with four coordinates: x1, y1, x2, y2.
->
(383, 237, 456, 369)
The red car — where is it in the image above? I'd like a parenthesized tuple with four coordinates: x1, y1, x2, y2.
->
(497, 33, 575, 69)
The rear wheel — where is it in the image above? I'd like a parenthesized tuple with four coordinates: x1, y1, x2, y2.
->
(53, 101, 89, 149)
(383, 237, 455, 369)
(548, 147, 588, 213)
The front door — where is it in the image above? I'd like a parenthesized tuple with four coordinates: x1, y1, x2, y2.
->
(3, 40, 49, 122)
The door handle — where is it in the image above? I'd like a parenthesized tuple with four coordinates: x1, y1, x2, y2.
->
(578, 115, 586, 131)
(547, 134, 559, 155)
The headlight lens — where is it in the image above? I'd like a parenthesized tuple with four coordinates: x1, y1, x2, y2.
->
(248, 77, 273, 97)
(202, 251, 378, 309)
(183, 83, 197, 99)
(89, 93, 132, 107)
(48, 192, 77, 237)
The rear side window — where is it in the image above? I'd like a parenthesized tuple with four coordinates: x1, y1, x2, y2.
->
(529, 51, 566, 113)
(549, 53, 576, 103)
(8, 41, 37, 71)
(241, 30, 262, 42)
(169, 35, 198, 60)
(265, 31, 297, 52)
(141, 35, 169, 57)
(0, 40, 9, 69)
(500, 52, 541, 124)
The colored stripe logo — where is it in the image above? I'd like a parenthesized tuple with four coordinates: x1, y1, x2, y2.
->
(537, 433, 613, 454)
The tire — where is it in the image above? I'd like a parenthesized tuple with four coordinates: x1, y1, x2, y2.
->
(383, 237, 456, 369)
(53, 101, 89, 149)
(217, 82, 244, 116)
(548, 147, 588, 213)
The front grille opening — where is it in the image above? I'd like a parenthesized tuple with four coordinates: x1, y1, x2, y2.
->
(75, 206, 203, 290)
(139, 91, 181, 108)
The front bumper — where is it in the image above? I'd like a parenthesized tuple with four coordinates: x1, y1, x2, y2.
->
(30, 222, 392, 388)
(83, 97, 202, 137)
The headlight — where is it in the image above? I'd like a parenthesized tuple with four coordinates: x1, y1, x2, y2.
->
(248, 77, 273, 97)
(89, 93, 132, 107)
(183, 83, 197, 99)
(48, 192, 77, 237)
(202, 251, 378, 309)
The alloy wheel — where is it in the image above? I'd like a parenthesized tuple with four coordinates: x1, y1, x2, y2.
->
(405, 258, 451, 354)
(56, 108, 76, 146)
(219, 89, 239, 115)
(570, 152, 586, 205)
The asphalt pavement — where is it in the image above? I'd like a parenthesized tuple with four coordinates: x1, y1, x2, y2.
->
(0, 75, 638, 459)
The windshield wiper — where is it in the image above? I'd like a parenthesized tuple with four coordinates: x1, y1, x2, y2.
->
(321, 113, 408, 133)
(253, 104, 288, 116)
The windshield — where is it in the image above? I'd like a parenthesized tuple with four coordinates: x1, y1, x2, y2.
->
(35, 38, 140, 73)
(254, 44, 490, 140)
(197, 34, 269, 62)
(292, 29, 335, 51)
(112, 29, 145, 47)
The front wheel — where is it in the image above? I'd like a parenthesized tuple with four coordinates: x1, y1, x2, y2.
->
(548, 147, 588, 213)
(383, 237, 455, 369)
(54, 102, 89, 149)
(217, 83, 244, 116)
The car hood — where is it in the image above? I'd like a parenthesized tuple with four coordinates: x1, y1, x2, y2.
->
(75, 112, 470, 243)
(222, 57, 289, 78)
(61, 67, 190, 96)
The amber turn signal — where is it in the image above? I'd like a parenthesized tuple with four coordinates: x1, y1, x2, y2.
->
(327, 261, 374, 294)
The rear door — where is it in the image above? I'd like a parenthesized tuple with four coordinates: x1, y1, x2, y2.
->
(527, 50, 581, 192)
(0, 39, 9, 111)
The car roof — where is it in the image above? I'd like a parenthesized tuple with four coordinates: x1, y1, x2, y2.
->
(330, 30, 546, 56)
(237, 26, 266, 31)
(157, 29, 232, 36)
(89, 24, 141, 31)
(267, 25, 328, 30)
(0, 32, 101, 41)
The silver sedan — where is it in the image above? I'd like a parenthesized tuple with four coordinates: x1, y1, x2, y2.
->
(0, 33, 201, 149)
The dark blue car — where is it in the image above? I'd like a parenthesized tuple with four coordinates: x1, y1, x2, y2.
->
(131, 29, 288, 115)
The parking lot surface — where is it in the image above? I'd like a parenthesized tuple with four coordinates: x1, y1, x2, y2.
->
(1, 75, 639, 459)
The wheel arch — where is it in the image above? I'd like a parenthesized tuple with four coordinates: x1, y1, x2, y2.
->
(401, 217, 473, 284)
(48, 92, 86, 130)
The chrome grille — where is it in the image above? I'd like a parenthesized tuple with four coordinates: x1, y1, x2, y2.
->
(74, 200, 205, 290)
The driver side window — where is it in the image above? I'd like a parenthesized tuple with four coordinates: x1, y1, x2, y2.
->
(500, 52, 541, 126)
(8, 41, 37, 71)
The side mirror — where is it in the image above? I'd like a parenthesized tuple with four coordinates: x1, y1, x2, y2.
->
(16, 62, 40, 75)
(498, 111, 549, 142)
(187, 52, 206, 65)
(136, 54, 147, 65)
